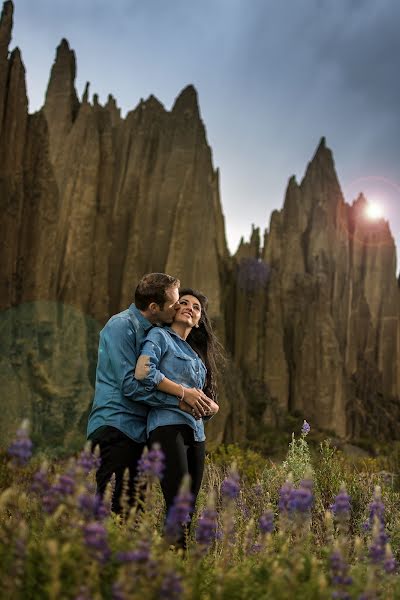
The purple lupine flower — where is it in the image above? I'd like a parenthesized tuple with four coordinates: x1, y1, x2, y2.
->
(384, 544, 396, 574)
(287, 481, 314, 514)
(301, 420, 311, 436)
(7, 421, 33, 466)
(196, 507, 219, 546)
(83, 522, 110, 563)
(116, 540, 151, 564)
(364, 487, 385, 531)
(78, 491, 108, 521)
(159, 570, 183, 600)
(330, 547, 352, 598)
(278, 479, 293, 513)
(54, 474, 76, 496)
(165, 490, 194, 541)
(31, 465, 50, 496)
(221, 471, 240, 500)
(137, 445, 165, 479)
(77, 446, 101, 474)
(42, 487, 62, 514)
(331, 485, 351, 519)
(42, 471, 78, 513)
(369, 518, 389, 564)
(259, 509, 274, 534)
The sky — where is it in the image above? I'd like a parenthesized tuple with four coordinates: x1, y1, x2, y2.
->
(8, 0, 400, 261)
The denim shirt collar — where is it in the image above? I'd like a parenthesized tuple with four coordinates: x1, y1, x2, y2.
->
(129, 304, 153, 332)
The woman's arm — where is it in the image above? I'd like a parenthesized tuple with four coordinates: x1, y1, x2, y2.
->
(135, 330, 212, 416)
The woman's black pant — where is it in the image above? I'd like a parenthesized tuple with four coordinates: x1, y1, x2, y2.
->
(149, 425, 205, 543)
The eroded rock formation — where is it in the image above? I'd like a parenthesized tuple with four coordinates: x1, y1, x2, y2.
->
(0, 0, 399, 449)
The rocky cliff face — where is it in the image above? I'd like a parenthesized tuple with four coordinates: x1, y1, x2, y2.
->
(0, 0, 399, 449)
(231, 139, 400, 439)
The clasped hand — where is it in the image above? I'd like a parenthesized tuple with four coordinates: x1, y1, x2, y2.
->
(178, 388, 219, 420)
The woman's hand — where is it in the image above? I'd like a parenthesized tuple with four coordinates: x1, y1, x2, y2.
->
(180, 387, 213, 416)
(179, 393, 219, 420)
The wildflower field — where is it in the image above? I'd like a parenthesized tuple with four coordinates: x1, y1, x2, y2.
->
(1, 421, 400, 599)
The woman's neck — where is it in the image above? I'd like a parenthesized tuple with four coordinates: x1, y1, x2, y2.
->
(171, 322, 191, 340)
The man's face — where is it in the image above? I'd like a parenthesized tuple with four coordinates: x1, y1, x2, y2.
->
(155, 285, 180, 324)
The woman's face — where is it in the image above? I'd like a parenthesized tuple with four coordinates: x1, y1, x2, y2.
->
(174, 294, 202, 328)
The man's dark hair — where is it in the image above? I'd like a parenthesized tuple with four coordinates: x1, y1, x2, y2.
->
(134, 273, 180, 310)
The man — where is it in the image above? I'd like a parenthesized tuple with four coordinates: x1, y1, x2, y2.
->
(87, 272, 210, 514)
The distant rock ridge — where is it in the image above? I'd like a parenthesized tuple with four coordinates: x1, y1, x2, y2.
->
(0, 0, 399, 448)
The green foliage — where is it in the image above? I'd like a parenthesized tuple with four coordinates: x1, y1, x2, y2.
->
(1, 422, 400, 599)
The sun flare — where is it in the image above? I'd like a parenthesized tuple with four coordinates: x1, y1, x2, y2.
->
(365, 201, 384, 220)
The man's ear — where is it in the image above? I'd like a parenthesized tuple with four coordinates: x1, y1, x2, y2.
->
(148, 302, 160, 313)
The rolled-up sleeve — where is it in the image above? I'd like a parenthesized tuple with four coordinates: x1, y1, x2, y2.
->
(135, 333, 166, 391)
(102, 317, 157, 399)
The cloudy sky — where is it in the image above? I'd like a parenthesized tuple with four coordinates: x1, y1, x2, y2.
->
(9, 0, 400, 259)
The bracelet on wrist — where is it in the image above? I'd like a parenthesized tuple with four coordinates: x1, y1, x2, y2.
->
(177, 384, 185, 401)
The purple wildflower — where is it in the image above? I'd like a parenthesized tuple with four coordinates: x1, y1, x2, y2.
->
(301, 420, 311, 435)
(31, 464, 50, 496)
(83, 522, 110, 563)
(221, 471, 240, 500)
(384, 544, 396, 574)
(137, 445, 165, 479)
(331, 485, 351, 519)
(78, 491, 108, 521)
(278, 479, 293, 513)
(159, 570, 183, 600)
(287, 480, 314, 514)
(259, 509, 274, 534)
(364, 487, 385, 531)
(77, 445, 101, 474)
(7, 421, 33, 466)
(330, 546, 352, 598)
(55, 474, 76, 496)
(196, 507, 219, 546)
(369, 518, 388, 564)
(116, 540, 150, 564)
(165, 489, 194, 541)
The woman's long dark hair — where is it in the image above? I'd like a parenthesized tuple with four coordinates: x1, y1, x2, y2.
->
(179, 288, 225, 402)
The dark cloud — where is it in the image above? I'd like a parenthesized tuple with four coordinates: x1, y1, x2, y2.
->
(9, 0, 400, 258)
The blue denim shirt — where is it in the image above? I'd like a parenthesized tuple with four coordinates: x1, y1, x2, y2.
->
(135, 327, 207, 442)
(87, 305, 178, 443)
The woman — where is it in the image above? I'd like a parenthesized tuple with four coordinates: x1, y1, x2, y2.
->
(135, 288, 222, 540)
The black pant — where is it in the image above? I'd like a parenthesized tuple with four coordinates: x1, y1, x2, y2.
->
(89, 426, 145, 515)
(149, 425, 205, 541)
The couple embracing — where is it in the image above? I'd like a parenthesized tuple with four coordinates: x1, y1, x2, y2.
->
(86, 273, 222, 540)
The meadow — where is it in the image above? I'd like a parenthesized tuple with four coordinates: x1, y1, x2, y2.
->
(1, 421, 400, 599)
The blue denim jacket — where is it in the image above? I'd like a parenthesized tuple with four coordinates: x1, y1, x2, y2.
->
(87, 305, 178, 443)
(135, 327, 207, 442)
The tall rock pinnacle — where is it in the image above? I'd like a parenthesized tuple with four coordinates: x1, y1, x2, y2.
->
(43, 38, 80, 164)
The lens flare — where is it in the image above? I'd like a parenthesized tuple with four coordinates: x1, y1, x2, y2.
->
(365, 201, 384, 220)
